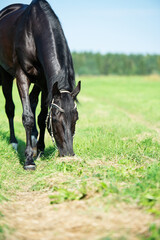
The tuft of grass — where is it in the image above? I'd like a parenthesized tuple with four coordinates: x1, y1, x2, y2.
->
(49, 181, 87, 204)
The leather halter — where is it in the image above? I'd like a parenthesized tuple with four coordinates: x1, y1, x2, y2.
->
(46, 90, 77, 144)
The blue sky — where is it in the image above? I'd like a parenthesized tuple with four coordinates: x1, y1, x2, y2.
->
(0, 0, 160, 54)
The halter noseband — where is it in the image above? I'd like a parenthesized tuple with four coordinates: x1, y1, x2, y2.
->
(45, 90, 77, 144)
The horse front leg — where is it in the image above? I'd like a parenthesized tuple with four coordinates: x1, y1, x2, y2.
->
(37, 92, 48, 156)
(16, 69, 35, 170)
(30, 84, 41, 157)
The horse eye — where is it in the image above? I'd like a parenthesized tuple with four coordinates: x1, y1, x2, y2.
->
(52, 116, 57, 123)
(52, 111, 58, 121)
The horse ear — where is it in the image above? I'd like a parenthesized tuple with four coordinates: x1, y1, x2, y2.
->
(52, 82, 60, 97)
(71, 81, 81, 100)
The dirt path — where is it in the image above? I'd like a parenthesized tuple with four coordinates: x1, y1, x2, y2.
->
(0, 191, 158, 240)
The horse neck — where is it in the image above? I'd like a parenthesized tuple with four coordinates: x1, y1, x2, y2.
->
(35, 28, 71, 93)
(29, 1, 75, 101)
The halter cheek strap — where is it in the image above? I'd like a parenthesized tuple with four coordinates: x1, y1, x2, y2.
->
(46, 103, 55, 144)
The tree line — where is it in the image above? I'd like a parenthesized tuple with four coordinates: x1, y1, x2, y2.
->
(72, 52, 160, 75)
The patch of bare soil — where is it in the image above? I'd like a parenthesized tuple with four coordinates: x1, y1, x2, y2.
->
(0, 191, 158, 240)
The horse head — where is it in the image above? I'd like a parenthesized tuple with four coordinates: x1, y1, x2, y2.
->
(46, 81, 81, 157)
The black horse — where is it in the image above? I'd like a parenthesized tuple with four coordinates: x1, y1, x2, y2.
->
(0, 0, 81, 170)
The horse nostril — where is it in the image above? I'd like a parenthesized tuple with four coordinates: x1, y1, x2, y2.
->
(58, 150, 64, 157)
(58, 147, 75, 157)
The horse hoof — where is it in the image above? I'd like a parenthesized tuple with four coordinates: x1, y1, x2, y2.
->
(24, 164, 36, 171)
(11, 143, 18, 151)
(24, 159, 36, 170)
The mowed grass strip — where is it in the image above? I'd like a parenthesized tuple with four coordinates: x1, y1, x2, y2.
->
(0, 76, 160, 239)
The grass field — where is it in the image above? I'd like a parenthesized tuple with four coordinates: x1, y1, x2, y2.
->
(0, 75, 160, 240)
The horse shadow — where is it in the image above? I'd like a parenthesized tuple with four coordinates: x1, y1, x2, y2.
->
(40, 145, 57, 160)
(0, 129, 57, 166)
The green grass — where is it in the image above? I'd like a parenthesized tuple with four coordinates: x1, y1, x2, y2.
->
(0, 76, 160, 239)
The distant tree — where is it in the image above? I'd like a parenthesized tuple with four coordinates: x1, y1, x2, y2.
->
(72, 52, 160, 76)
